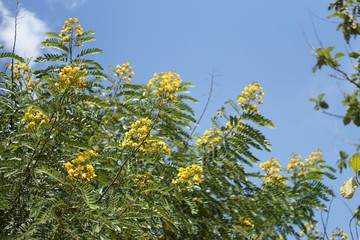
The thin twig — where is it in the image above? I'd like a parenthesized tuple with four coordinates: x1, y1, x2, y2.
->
(11, 0, 19, 81)
(320, 196, 333, 240)
(349, 214, 356, 240)
(309, 10, 324, 49)
(306, 7, 339, 24)
(9, 0, 20, 130)
(302, 27, 315, 51)
(319, 109, 346, 119)
(334, 67, 360, 89)
(188, 70, 216, 140)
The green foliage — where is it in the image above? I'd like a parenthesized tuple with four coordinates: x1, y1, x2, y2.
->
(0, 52, 24, 62)
(311, 0, 360, 228)
(328, 0, 360, 43)
(0, 18, 337, 239)
(311, 0, 360, 167)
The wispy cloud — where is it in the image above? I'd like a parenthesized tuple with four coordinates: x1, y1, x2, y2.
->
(0, 0, 50, 59)
(46, 0, 87, 10)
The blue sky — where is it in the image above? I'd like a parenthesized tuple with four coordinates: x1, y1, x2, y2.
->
(0, 0, 358, 236)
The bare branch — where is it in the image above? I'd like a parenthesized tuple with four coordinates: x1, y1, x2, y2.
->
(9, 0, 20, 131)
(188, 70, 216, 140)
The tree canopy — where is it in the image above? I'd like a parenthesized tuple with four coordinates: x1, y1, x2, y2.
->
(0, 1, 358, 239)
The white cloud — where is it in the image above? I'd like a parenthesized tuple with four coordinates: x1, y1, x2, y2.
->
(46, 0, 87, 10)
(0, 0, 49, 59)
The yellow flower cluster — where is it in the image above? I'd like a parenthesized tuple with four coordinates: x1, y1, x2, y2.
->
(237, 81, 264, 112)
(329, 228, 349, 240)
(22, 107, 50, 130)
(8, 62, 39, 89)
(305, 151, 323, 166)
(64, 150, 98, 184)
(115, 62, 135, 84)
(59, 18, 83, 46)
(171, 164, 203, 186)
(121, 118, 171, 154)
(287, 154, 306, 177)
(196, 127, 224, 147)
(196, 120, 248, 149)
(133, 171, 154, 188)
(236, 217, 254, 231)
(259, 158, 286, 184)
(57, 65, 87, 91)
(147, 71, 181, 101)
(287, 151, 324, 178)
(299, 222, 322, 239)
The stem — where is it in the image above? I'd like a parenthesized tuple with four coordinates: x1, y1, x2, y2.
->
(10, 0, 19, 82)
(188, 71, 215, 141)
(334, 67, 360, 89)
(9, 0, 20, 131)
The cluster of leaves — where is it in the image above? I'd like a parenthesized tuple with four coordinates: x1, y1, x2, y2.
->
(0, 19, 337, 239)
(310, 0, 360, 229)
(311, 0, 360, 147)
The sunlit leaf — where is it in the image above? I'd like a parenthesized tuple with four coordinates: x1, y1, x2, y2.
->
(340, 177, 358, 199)
(349, 153, 360, 175)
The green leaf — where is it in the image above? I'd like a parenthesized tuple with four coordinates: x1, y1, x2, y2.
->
(340, 177, 358, 199)
(334, 52, 345, 58)
(46, 32, 62, 39)
(76, 48, 103, 58)
(343, 117, 351, 125)
(35, 53, 67, 62)
(349, 153, 360, 175)
(349, 52, 360, 58)
(0, 52, 25, 62)
(318, 93, 325, 101)
(0, 87, 15, 95)
(340, 151, 348, 159)
(77, 59, 104, 70)
(319, 101, 329, 109)
(42, 38, 68, 52)
(75, 37, 96, 47)
(79, 185, 99, 210)
(35, 167, 66, 184)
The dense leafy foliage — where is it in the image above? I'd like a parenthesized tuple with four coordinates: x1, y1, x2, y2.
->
(0, 17, 339, 239)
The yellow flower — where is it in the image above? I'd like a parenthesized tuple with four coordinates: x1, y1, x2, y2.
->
(172, 164, 203, 186)
(147, 71, 182, 102)
(121, 118, 171, 154)
(237, 81, 264, 113)
(23, 107, 50, 130)
(260, 158, 286, 184)
(59, 18, 83, 45)
(57, 65, 87, 91)
(65, 150, 98, 184)
(237, 217, 254, 230)
(8, 62, 39, 90)
(133, 171, 154, 192)
(115, 62, 135, 84)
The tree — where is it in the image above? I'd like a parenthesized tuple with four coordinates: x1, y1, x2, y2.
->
(0, 17, 340, 239)
(311, 0, 360, 230)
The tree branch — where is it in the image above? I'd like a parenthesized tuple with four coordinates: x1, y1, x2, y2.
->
(188, 70, 216, 140)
